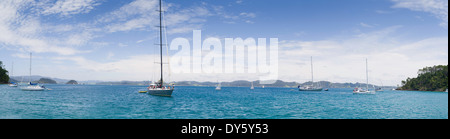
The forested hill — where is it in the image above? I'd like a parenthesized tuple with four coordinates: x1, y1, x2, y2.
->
(0, 61, 10, 84)
(400, 65, 448, 92)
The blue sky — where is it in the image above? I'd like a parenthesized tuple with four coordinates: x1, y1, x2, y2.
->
(0, 0, 448, 86)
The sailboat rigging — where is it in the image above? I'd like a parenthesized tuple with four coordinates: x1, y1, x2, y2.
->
(353, 58, 375, 94)
(147, 0, 174, 97)
(8, 62, 18, 87)
(21, 53, 46, 91)
(299, 57, 323, 91)
(216, 81, 221, 91)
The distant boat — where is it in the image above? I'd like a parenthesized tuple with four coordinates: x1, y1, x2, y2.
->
(375, 81, 384, 92)
(21, 53, 45, 91)
(250, 82, 254, 90)
(353, 58, 375, 94)
(8, 62, 17, 87)
(21, 83, 46, 91)
(147, 0, 174, 97)
(9, 82, 18, 87)
(299, 57, 323, 91)
(139, 90, 148, 93)
(216, 82, 221, 91)
(375, 88, 384, 92)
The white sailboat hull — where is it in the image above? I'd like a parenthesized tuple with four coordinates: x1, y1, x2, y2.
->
(9, 84, 18, 87)
(21, 86, 45, 91)
(353, 90, 376, 94)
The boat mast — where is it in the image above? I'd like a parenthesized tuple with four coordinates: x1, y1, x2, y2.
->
(311, 56, 314, 86)
(29, 53, 32, 83)
(159, 0, 164, 87)
(366, 58, 369, 91)
(11, 61, 13, 78)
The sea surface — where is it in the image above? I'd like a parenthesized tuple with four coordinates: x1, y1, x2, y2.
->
(0, 85, 448, 119)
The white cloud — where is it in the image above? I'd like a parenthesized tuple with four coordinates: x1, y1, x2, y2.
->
(0, 0, 87, 55)
(52, 54, 169, 81)
(375, 10, 393, 14)
(391, 0, 448, 28)
(360, 22, 374, 28)
(41, 0, 101, 16)
(213, 5, 257, 24)
(240, 12, 256, 18)
(277, 26, 448, 86)
(106, 17, 153, 32)
(100, 0, 159, 33)
(101, 0, 212, 33)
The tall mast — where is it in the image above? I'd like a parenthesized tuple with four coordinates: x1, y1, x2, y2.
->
(11, 61, 13, 77)
(159, 0, 164, 86)
(366, 58, 369, 91)
(311, 57, 314, 85)
(29, 53, 32, 83)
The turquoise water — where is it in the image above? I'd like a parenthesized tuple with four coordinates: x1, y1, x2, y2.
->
(0, 85, 448, 119)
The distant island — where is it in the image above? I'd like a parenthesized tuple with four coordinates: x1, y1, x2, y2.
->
(66, 80, 78, 85)
(399, 65, 448, 92)
(8, 74, 393, 88)
(170, 80, 390, 89)
(38, 78, 57, 84)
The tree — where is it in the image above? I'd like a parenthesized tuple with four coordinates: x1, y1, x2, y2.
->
(400, 65, 448, 91)
(0, 61, 10, 84)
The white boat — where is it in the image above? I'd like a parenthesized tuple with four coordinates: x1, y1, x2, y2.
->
(354, 58, 375, 94)
(215, 82, 221, 91)
(21, 84, 45, 91)
(353, 88, 375, 94)
(299, 57, 323, 91)
(250, 82, 254, 90)
(375, 88, 384, 92)
(147, 0, 174, 97)
(299, 86, 323, 91)
(375, 81, 384, 92)
(8, 62, 18, 87)
(21, 53, 46, 91)
(9, 83, 18, 87)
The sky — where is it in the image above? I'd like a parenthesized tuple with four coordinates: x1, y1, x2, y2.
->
(0, 0, 448, 86)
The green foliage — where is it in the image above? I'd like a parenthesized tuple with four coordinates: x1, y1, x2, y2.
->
(0, 61, 10, 84)
(401, 65, 448, 91)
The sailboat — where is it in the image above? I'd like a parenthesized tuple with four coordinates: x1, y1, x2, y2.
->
(147, 0, 174, 97)
(215, 82, 221, 91)
(353, 58, 375, 94)
(21, 53, 45, 91)
(250, 81, 254, 90)
(8, 62, 18, 87)
(299, 57, 323, 91)
(375, 81, 384, 92)
(8, 82, 18, 87)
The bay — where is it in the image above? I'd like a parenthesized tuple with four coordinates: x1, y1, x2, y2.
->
(0, 85, 447, 119)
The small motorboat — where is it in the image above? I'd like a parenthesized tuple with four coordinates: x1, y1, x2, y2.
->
(139, 91, 148, 93)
